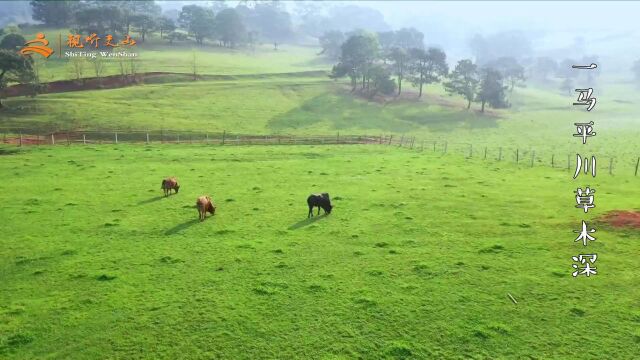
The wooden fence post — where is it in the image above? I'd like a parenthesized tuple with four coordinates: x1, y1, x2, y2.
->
(222, 130, 226, 145)
(19, 132, 22, 147)
(115, 132, 118, 144)
(530, 151, 535, 167)
(205, 133, 209, 144)
(469, 144, 473, 158)
(635, 157, 639, 176)
(609, 158, 613, 175)
(51, 133, 55, 145)
(67, 132, 70, 146)
(551, 154, 555, 168)
(83, 134, 86, 145)
(433, 141, 436, 152)
(337, 132, 340, 144)
(146, 133, 150, 144)
(484, 147, 487, 160)
(399, 134, 404, 147)
(516, 149, 519, 163)
(388, 135, 392, 145)
(379, 135, 383, 144)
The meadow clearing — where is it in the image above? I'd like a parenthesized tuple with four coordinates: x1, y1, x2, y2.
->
(0, 144, 638, 359)
(1, 25, 640, 359)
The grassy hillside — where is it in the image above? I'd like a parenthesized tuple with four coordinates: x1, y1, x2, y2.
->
(1, 144, 638, 359)
(16, 27, 328, 82)
(3, 76, 640, 161)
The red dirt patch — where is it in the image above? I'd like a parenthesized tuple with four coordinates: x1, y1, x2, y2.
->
(598, 210, 640, 229)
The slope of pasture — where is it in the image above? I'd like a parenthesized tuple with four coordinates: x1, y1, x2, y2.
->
(2, 77, 640, 160)
(1, 144, 638, 359)
(18, 27, 327, 82)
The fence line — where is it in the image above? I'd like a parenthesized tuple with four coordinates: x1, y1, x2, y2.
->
(1, 128, 639, 175)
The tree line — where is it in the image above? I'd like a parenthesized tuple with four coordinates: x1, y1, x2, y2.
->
(327, 29, 513, 112)
(28, 0, 294, 48)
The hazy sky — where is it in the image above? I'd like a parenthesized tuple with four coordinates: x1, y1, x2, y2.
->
(336, 1, 640, 34)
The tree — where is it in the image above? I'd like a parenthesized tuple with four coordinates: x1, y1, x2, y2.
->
(394, 28, 424, 50)
(215, 8, 246, 48)
(560, 77, 574, 95)
(190, 50, 198, 80)
(0, 50, 35, 107)
(318, 31, 344, 60)
(407, 47, 448, 98)
(27, 56, 46, 97)
(377, 31, 396, 52)
(92, 57, 105, 86)
(0, 33, 26, 51)
(486, 57, 525, 92)
(388, 47, 408, 95)
(166, 31, 187, 44)
(30, 0, 74, 27)
(444, 59, 479, 109)
(247, 31, 258, 51)
(74, 6, 112, 34)
(131, 14, 158, 42)
(158, 16, 176, 40)
(556, 58, 579, 80)
(335, 33, 379, 91)
(367, 64, 396, 98)
(530, 57, 557, 83)
(477, 68, 509, 112)
(469, 31, 532, 66)
(240, 2, 293, 43)
(119, 0, 161, 35)
(557, 58, 578, 93)
(179, 5, 216, 45)
(68, 57, 86, 82)
(4, 25, 20, 34)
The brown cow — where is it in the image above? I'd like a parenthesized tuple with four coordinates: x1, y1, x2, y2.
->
(196, 195, 216, 221)
(161, 177, 180, 197)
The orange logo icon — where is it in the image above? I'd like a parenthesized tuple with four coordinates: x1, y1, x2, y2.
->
(20, 33, 54, 58)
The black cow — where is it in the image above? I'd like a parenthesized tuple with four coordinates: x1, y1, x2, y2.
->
(307, 193, 332, 218)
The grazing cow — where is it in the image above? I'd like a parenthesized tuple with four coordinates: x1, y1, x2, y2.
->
(196, 195, 216, 221)
(307, 193, 332, 218)
(161, 177, 180, 197)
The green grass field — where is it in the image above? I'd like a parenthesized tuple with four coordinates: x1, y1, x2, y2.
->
(1, 144, 638, 359)
(2, 25, 640, 359)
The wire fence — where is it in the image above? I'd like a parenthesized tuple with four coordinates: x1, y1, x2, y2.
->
(0, 129, 385, 146)
(2, 129, 640, 176)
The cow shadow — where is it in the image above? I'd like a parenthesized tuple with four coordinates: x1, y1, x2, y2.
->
(288, 214, 327, 230)
(165, 218, 200, 235)
(137, 195, 164, 206)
